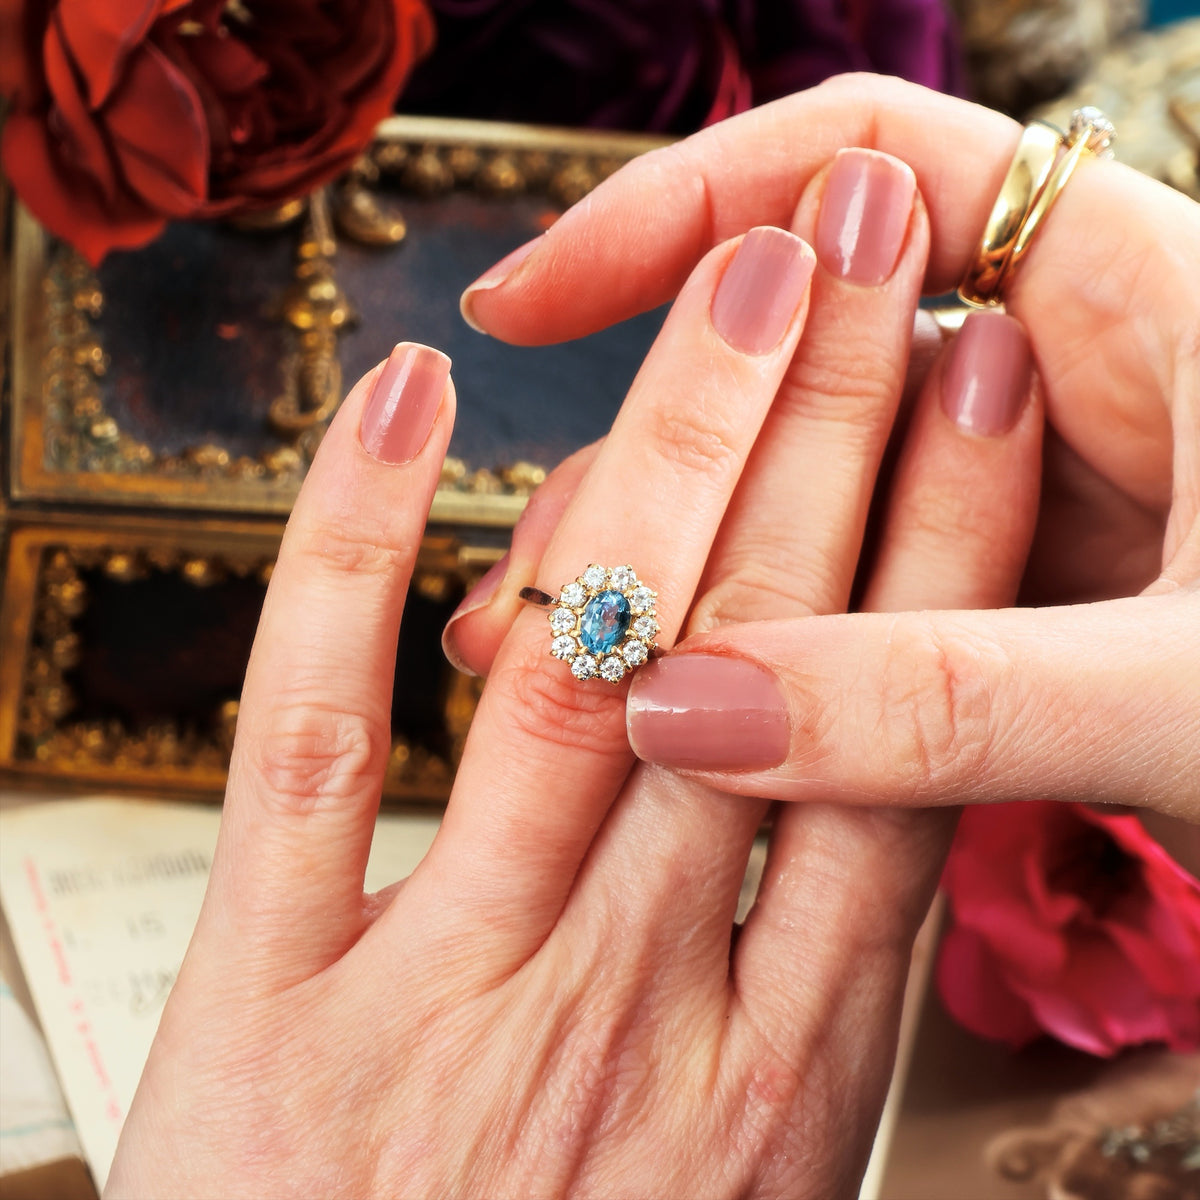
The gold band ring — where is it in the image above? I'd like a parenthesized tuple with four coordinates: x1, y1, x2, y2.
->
(958, 107, 1115, 309)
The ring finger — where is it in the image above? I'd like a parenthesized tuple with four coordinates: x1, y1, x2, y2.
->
(572, 149, 931, 969)
(386, 226, 818, 966)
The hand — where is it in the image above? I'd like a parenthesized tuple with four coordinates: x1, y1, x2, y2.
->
(108, 141, 1045, 1198)
(462, 74, 1200, 823)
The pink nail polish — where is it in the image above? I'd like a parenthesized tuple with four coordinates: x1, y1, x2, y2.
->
(626, 655, 789, 770)
(455, 553, 510, 619)
(460, 236, 542, 331)
(360, 343, 451, 464)
(441, 553, 510, 674)
(942, 311, 1033, 437)
(710, 227, 815, 355)
(815, 149, 916, 285)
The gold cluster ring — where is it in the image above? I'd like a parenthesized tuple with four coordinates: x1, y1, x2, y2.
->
(520, 564, 659, 684)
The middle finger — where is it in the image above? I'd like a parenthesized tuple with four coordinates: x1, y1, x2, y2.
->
(388, 226, 817, 965)
(574, 150, 929, 959)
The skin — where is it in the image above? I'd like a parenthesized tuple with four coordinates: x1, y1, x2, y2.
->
(107, 75, 1197, 1196)
(462, 74, 1200, 831)
(108, 140, 1041, 1198)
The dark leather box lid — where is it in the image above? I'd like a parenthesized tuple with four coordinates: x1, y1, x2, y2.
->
(9, 117, 667, 529)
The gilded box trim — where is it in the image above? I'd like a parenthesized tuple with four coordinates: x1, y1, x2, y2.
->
(9, 116, 668, 524)
(0, 516, 492, 803)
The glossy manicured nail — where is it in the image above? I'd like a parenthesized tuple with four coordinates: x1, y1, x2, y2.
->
(815, 148, 916, 285)
(942, 310, 1033, 437)
(441, 553, 510, 675)
(710, 226, 815, 355)
(626, 655, 789, 770)
(460, 236, 543, 332)
(360, 343, 451, 465)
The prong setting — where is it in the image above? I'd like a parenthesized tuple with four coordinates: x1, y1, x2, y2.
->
(543, 564, 658, 683)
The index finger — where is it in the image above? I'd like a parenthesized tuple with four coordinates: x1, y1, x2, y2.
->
(462, 75, 1017, 345)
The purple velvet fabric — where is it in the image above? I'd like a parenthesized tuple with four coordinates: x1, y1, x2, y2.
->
(402, 0, 963, 133)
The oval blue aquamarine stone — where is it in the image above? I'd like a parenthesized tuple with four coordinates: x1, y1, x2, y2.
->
(579, 590, 632, 654)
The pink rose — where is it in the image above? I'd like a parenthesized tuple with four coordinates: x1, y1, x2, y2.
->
(937, 801, 1200, 1057)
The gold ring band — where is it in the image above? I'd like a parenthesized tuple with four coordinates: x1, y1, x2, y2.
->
(958, 107, 1115, 309)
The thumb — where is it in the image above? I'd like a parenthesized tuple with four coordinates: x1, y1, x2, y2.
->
(625, 588, 1200, 817)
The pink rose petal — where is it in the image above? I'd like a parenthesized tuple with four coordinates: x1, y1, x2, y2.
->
(939, 801, 1200, 1058)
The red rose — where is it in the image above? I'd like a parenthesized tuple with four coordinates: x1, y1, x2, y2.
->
(937, 802, 1200, 1057)
(1, 0, 434, 264)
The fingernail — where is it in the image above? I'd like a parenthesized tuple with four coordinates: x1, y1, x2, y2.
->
(815, 148, 916, 285)
(460, 236, 543, 332)
(626, 655, 789, 770)
(360, 343, 451, 464)
(441, 553, 509, 675)
(710, 226, 815, 355)
(942, 310, 1033, 437)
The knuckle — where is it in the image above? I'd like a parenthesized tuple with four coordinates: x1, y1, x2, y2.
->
(689, 557, 820, 631)
(290, 511, 413, 582)
(525, 991, 657, 1168)
(811, 70, 894, 124)
(875, 618, 1001, 797)
(901, 481, 976, 544)
(485, 639, 628, 763)
(778, 352, 898, 436)
(640, 392, 744, 488)
(895, 485, 1015, 573)
(242, 696, 390, 816)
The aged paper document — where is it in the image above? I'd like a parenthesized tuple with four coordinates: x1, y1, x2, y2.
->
(0, 796, 440, 1192)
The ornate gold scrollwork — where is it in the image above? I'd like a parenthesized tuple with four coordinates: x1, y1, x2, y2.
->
(268, 187, 354, 457)
(29, 119, 669, 500)
(15, 542, 459, 796)
(41, 244, 309, 484)
(365, 133, 628, 209)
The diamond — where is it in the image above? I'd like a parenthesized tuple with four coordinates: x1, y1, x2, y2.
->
(550, 607, 576, 633)
(560, 582, 586, 608)
(599, 657, 626, 683)
(632, 615, 657, 640)
(622, 640, 648, 667)
(628, 586, 655, 614)
(544, 568, 660, 682)
(571, 654, 597, 680)
(1070, 105, 1115, 156)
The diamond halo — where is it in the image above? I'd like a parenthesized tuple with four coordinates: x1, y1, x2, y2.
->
(543, 564, 658, 684)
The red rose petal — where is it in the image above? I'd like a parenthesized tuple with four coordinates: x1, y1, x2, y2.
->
(7, 0, 434, 252)
(1, 112, 165, 264)
(0, 0, 52, 106)
(104, 41, 208, 214)
(1154, 998, 1200, 1051)
(169, 27, 267, 99)
(961, 894, 1067, 978)
(306, 0, 392, 93)
(1023, 843, 1087, 928)
(1020, 989, 1115, 1057)
(42, 15, 121, 203)
(55, 0, 161, 107)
